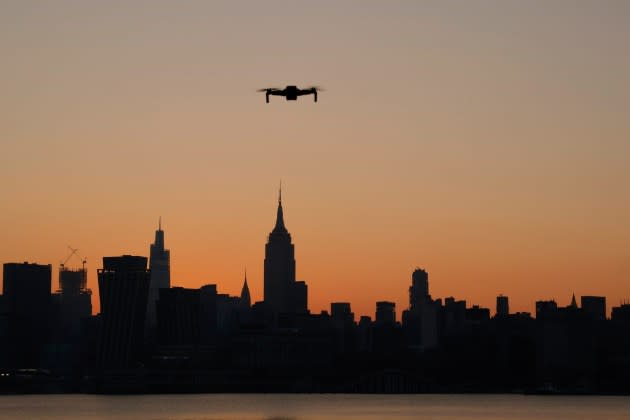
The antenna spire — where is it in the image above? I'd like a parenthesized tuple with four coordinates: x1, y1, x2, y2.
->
(159, 216, 161, 231)
(272, 182, 287, 233)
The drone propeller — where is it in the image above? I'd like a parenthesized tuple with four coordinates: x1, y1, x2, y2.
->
(256, 88, 280, 92)
(307, 86, 324, 92)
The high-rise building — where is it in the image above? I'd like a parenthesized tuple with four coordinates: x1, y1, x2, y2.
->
(375, 301, 396, 326)
(443, 297, 467, 335)
(147, 218, 170, 331)
(403, 268, 438, 350)
(496, 295, 509, 317)
(49, 264, 92, 372)
(2, 262, 52, 367)
(581, 296, 606, 321)
(199, 284, 218, 344)
(331, 302, 354, 324)
(263, 187, 307, 315)
(409, 268, 429, 310)
(97, 255, 150, 369)
(536, 300, 558, 320)
(52, 266, 92, 341)
(157, 287, 200, 346)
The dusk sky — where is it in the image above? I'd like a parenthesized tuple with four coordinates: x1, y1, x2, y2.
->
(1, 1, 629, 317)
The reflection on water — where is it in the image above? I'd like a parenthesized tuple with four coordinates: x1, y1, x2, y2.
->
(0, 394, 629, 420)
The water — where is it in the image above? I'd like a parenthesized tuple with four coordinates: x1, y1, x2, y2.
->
(0, 394, 629, 420)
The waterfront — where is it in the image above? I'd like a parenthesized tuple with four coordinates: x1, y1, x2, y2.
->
(1, 394, 629, 420)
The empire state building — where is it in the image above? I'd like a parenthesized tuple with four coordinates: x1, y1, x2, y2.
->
(264, 188, 307, 314)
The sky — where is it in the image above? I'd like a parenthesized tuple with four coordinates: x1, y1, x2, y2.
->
(1, 1, 629, 318)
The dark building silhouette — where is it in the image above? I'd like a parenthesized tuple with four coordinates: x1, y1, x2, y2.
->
(496, 295, 509, 317)
(409, 268, 429, 309)
(443, 297, 466, 335)
(238, 271, 252, 324)
(157, 287, 200, 346)
(147, 218, 170, 332)
(53, 266, 92, 337)
(2, 262, 52, 367)
(198, 284, 219, 344)
(240, 270, 251, 309)
(375, 301, 396, 326)
(536, 300, 558, 320)
(49, 265, 92, 372)
(264, 188, 307, 316)
(466, 305, 490, 323)
(534, 296, 599, 388)
(403, 268, 439, 350)
(0, 295, 7, 367)
(331, 302, 354, 324)
(97, 255, 150, 369)
(217, 293, 241, 335)
(581, 296, 606, 321)
(612, 303, 630, 322)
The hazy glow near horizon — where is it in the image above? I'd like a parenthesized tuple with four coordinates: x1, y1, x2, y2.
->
(1, 1, 629, 317)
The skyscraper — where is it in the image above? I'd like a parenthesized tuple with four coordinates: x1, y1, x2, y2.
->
(147, 218, 170, 331)
(2, 262, 52, 367)
(496, 295, 509, 317)
(403, 268, 439, 350)
(409, 268, 430, 310)
(263, 186, 307, 315)
(53, 266, 92, 341)
(376, 301, 396, 326)
(97, 255, 150, 369)
(581, 296, 606, 321)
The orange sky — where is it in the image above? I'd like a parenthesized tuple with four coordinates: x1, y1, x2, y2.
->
(1, 1, 629, 318)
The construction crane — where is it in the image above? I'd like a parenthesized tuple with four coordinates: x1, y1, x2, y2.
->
(60, 246, 86, 271)
(59, 246, 88, 293)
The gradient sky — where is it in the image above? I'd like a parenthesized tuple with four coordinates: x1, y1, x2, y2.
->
(1, 1, 629, 318)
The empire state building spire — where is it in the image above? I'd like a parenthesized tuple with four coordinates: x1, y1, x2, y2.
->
(264, 185, 307, 316)
(272, 182, 287, 234)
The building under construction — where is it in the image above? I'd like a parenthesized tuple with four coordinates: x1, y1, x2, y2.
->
(52, 249, 92, 341)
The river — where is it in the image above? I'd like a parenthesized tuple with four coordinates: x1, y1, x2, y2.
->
(1, 394, 629, 420)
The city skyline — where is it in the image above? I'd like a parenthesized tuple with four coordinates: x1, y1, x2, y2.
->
(1, 1, 629, 320)
(0, 188, 626, 319)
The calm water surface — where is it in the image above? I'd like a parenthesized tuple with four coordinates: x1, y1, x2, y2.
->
(0, 394, 629, 420)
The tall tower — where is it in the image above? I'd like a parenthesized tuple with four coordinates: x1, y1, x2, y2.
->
(263, 186, 307, 314)
(409, 268, 429, 311)
(147, 217, 170, 331)
(97, 255, 150, 369)
(3, 262, 52, 367)
(496, 295, 509, 317)
(240, 269, 251, 309)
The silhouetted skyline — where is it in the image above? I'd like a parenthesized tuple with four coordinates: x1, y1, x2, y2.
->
(2, 192, 630, 394)
(0, 190, 628, 320)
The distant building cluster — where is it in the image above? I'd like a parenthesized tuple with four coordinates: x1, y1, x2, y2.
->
(1, 192, 630, 393)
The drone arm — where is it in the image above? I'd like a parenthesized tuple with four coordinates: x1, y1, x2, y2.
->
(266, 91, 270, 103)
(314, 90, 317, 102)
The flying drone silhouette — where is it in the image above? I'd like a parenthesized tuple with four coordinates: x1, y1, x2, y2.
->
(257, 85, 323, 103)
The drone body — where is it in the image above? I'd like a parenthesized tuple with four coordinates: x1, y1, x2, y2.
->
(258, 85, 322, 103)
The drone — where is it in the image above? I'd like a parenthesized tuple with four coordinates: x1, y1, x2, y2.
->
(257, 85, 323, 103)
